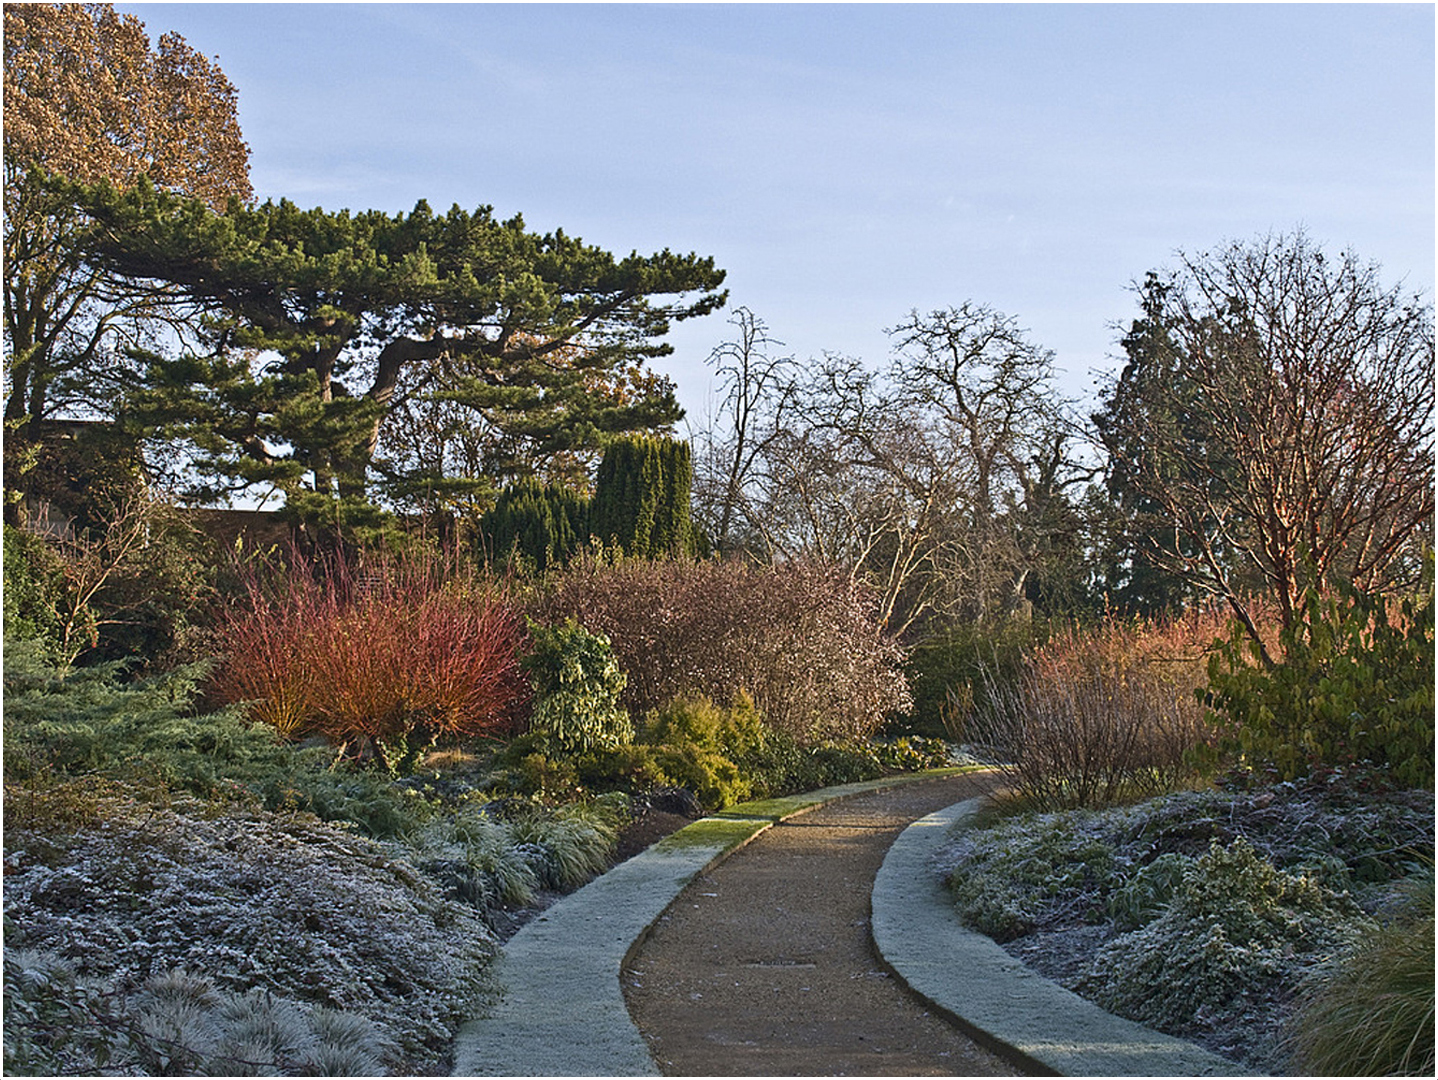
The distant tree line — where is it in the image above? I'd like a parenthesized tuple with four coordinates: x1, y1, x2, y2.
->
(5, 3, 1432, 677)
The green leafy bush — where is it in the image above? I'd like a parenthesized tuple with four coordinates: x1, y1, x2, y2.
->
(2, 525, 71, 658)
(870, 734, 953, 772)
(523, 618, 634, 753)
(1204, 575, 1435, 789)
(1, 496, 217, 672)
(1290, 872, 1435, 1077)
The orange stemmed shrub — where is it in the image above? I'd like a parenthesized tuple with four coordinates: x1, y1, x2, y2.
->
(209, 551, 530, 759)
(970, 607, 1231, 809)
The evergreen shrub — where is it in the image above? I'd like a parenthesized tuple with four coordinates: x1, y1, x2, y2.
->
(1203, 574, 1435, 789)
(590, 435, 697, 559)
(1077, 839, 1370, 1040)
(523, 617, 633, 753)
(1, 636, 427, 839)
(478, 477, 589, 572)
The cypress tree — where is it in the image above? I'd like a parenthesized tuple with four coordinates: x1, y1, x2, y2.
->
(480, 478, 590, 572)
(591, 435, 695, 558)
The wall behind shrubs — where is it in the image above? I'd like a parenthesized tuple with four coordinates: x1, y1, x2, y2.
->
(534, 556, 910, 743)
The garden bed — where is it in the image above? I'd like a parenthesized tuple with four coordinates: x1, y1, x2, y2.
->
(933, 774, 1434, 1074)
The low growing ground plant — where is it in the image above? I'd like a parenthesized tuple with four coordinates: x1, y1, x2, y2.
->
(1076, 837, 1370, 1040)
(2, 636, 428, 839)
(3, 789, 495, 1074)
(937, 773, 1433, 1071)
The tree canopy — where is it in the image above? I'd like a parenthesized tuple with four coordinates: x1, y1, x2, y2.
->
(65, 181, 726, 539)
(1094, 232, 1434, 658)
(3, 2, 250, 436)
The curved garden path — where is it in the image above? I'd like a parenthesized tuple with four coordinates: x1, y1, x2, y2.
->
(622, 772, 1029, 1076)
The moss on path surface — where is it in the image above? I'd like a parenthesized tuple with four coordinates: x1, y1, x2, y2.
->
(623, 772, 1026, 1077)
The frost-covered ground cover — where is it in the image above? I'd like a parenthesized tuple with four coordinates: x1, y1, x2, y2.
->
(2, 782, 622, 1075)
(934, 775, 1434, 1073)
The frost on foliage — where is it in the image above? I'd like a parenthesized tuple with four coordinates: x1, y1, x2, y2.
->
(4, 797, 496, 1073)
(1076, 838, 1372, 1048)
(936, 779, 1433, 1072)
(4, 954, 394, 1076)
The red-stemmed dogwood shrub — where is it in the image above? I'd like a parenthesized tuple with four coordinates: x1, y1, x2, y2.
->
(209, 550, 530, 761)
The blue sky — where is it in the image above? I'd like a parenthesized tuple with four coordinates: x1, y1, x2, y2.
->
(120, 2, 1435, 425)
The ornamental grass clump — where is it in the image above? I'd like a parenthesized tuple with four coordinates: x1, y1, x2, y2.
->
(406, 799, 623, 919)
(208, 549, 530, 762)
(3, 950, 395, 1076)
(1289, 872, 1435, 1077)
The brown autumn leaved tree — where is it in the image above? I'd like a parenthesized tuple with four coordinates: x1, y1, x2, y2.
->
(1098, 231, 1435, 663)
(2, 1, 251, 438)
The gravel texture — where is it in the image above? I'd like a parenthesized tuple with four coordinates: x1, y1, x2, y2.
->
(622, 772, 1024, 1077)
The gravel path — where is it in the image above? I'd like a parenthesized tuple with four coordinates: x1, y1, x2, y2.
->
(622, 773, 1028, 1077)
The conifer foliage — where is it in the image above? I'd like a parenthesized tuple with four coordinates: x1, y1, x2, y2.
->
(590, 435, 697, 559)
(62, 182, 724, 541)
(478, 478, 590, 572)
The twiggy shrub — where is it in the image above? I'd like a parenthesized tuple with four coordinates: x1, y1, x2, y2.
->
(209, 550, 530, 760)
(535, 556, 910, 743)
(1290, 872, 1435, 1077)
(970, 612, 1221, 809)
(902, 619, 1049, 738)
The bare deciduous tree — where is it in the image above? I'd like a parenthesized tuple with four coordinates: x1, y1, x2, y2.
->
(693, 307, 797, 554)
(1099, 231, 1434, 662)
